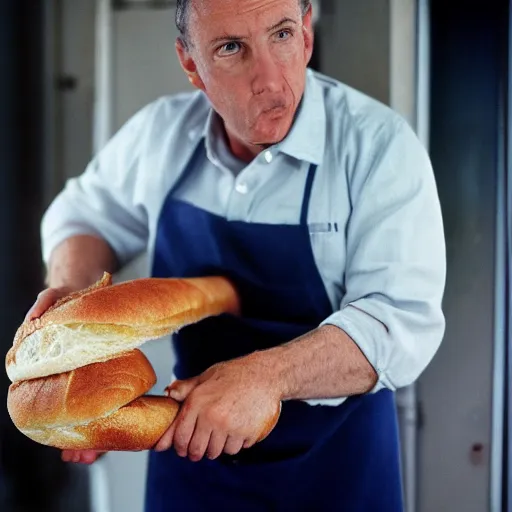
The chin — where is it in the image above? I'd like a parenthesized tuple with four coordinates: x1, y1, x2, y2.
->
(248, 109, 294, 146)
(250, 122, 292, 146)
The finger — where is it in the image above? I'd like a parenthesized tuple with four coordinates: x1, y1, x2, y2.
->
(25, 291, 50, 321)
(154, 419, 178, 452)
(26, 289, 61, 320)
(165, 377, 200, 402)
(61, 449, 106, 465)
(206, 430, 228, 460)
(187, 418, 212, 462)
(243, 438, 258, 450)
(80, 450, 104, 464)
(61, 450, 73, 462)
(223, 435, 244, 456)
(173, 407, 198, 458)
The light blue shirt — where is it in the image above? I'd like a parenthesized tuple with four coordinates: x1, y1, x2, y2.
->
(41, 69, 446, 405)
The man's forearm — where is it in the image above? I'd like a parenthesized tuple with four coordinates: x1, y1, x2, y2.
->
(254, 325, 378, 401)
(46, 235, 119, 290)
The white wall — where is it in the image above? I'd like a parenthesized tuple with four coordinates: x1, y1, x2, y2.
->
(320, 0, 416, 125)
(112, 8, 192, 132)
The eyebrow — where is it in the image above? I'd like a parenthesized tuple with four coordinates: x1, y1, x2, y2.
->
(268, 17, 297, 32)
(209, 34, 247, 46)
(208, 17, 298, 46)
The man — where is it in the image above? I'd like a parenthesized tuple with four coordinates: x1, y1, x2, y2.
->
(29, 0, 446, 510)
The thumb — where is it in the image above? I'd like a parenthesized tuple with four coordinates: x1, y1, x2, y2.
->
(164, 377, 200, 402)
(154, 417, 178, 452)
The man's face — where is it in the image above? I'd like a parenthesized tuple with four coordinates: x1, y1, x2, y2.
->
(178, 0, 314, 148)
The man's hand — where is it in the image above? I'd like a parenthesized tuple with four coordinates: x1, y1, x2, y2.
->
(154, 325, 378, 464)
(25, 286, 74, 321)
(154, 355, 282, 461)
(61, 450, 107, 464)
(26, 285, 108, 465)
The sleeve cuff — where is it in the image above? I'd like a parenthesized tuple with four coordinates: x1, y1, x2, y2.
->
(42, 223, 106, 265)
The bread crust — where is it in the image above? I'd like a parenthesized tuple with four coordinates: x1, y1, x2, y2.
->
(5, 273, 240, 451)
(7, 350, 155, 430)
(6, 273, 240, 382)
(19, 396, 179, 451)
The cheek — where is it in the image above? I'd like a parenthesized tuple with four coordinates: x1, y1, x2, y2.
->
(274, 46, 306, 86)
(201, 67, 243, 104)
(202, 62, 248, 96)
(275, 38, 306, 64)
(201, 74, 251, 123)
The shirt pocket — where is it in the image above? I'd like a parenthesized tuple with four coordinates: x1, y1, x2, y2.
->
(308, 222, 346, 307)
(308, 222, 340, 234)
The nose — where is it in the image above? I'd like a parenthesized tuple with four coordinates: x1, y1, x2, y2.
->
(251, 49, 282, 96)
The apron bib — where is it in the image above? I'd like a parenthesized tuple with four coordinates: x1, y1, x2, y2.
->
(146, 141, 403, 511)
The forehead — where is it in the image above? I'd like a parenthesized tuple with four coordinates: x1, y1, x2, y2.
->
(189, 0, 302, 33)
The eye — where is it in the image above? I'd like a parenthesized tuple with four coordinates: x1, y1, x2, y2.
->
(275, 30, 292, 41)
(218, 41, 241, 56)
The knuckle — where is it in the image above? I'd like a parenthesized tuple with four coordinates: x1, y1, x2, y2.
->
(173, 437, 187, 453)
(182, 399, 195, 414)
(173, 432, 189, 454)
(205, 408, 230, 431)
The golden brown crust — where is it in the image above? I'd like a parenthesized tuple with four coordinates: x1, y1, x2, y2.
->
(5, 273, 244, 451)
(19, 396, 179, 451)
(73, 396, 180, 450)
(7, 350, 155, 430)
(8, 272, 114, 359)
(6, 273, 240, 370)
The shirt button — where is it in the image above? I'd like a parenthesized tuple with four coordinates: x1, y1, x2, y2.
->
(264, 150, 273, 163)
(235, 182, 248, 194)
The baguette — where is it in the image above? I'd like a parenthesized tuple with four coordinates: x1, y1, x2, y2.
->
(6, 272, 240, 382)
(5, 272, 240, 451)
(7, 349, 179, 450)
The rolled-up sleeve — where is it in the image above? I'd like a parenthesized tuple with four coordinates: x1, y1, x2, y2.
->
(41, 103, 154, 267)
(320, 119, 446, 392)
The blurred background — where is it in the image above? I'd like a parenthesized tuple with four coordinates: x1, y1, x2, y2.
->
(0, 0, 509, 510)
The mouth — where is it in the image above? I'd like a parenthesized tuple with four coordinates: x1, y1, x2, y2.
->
(261, 105, 287, 119)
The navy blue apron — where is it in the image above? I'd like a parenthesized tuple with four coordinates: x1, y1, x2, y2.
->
(146, 141, 403, 511)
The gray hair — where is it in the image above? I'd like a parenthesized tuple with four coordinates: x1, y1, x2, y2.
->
(176, 0, 311, 44)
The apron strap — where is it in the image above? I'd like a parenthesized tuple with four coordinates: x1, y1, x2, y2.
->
(300, 163, 318, 226)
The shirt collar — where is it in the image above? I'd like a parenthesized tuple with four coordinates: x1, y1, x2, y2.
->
(203, 68, 326, 166)
(276, 69, 326, 165)
(203, 107, 225, 165)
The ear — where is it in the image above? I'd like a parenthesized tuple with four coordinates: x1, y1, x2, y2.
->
(175, 37, 205, 91)
(302, 5, 314, 65)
